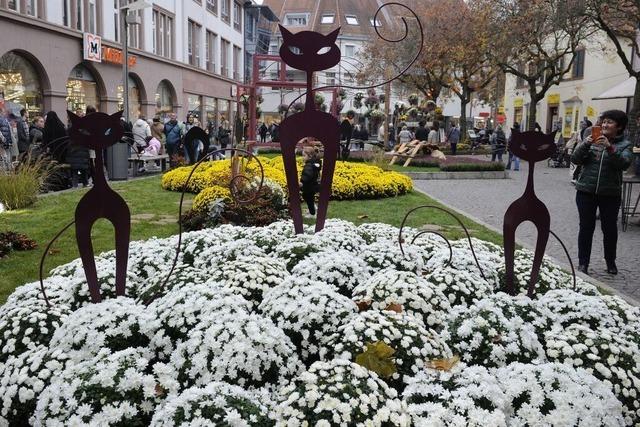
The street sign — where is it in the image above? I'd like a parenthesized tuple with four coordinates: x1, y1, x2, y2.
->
(83, 33, 102, 63)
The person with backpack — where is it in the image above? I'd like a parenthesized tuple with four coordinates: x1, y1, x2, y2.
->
(163, 113, 185, 167)
(491, 125, 506, 162)
(445, 122, 460, 155)
(506, 122, 521, 171)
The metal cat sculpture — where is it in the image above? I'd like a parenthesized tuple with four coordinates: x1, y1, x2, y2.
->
(503, 130, 576, 296)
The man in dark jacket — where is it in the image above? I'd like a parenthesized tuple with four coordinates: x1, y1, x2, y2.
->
(0, 108, 12, 150)
(414, 121, 429, 142)
(571, 109, 632, 275)
(17, 108, 30, 154)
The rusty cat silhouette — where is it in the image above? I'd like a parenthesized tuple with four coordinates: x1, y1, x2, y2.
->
(67, 111, 130, 302)
(278, 25, 342, 233)
(503, 130, 557, 296)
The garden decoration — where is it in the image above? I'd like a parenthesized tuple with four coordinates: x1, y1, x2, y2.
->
(278, 2, 423, 233)
(503, 130, 576, 296)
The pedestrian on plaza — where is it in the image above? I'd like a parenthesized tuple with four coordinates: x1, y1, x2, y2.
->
(300, 145, 322, 218)
(29, 116, 44, 147)
(184, 114, 204, 163)
(398, 126, 413, 145)
(571, 109, 633, 276)
(217, 115, 231, 155)
(0, 108, 13, 158)
(570, 119, 594, 183)
(414, 120, 429, 142)
(16, 108, 30, 154)
(491, 125, 506, 162)
(445, 122, 460, 155)
(8, 115, 20, 161)
(506, 122, 521, 171)
(132, 114, 151, 153)
(151, 119, 165, 153)
(163, 113, 185, 166)
(259, 122, 268, 143)
(65, 135, 90, 187)
(427, 123, 440, 145)
(42, 111, 67, 163)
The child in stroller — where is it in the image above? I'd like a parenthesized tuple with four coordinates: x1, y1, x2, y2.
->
(547, 135, 571, 168)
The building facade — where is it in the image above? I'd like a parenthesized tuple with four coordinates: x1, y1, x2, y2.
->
(258, 0, 399, 120)
(503, 36, 631, 136)
(0, 0, 257, 129)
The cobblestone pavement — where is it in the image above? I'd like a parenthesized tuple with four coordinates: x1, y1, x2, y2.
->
(413, 158, 640, 302)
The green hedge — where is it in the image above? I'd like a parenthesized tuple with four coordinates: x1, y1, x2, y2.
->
(439, 162, 505, 172)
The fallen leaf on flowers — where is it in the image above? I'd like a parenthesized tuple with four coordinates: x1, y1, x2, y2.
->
(385, 303, 403, 313)
(357, 214, 369, 219)
(426, 355, 460, 371)
(356, 300, 371, 312)
(356, 341, 397, 378)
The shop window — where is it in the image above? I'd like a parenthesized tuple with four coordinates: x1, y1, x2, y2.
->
(218, 99, 229, 124)
(204, 96, 217, 130)
(188, 94, 202, 119)
(0, 52, 44, 117)
(117, 75, 142, 122)
(66, 64, 100, 113)
(155, 80, 175, 120)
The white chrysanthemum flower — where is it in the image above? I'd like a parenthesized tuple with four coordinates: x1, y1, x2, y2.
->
(424, 266, 496, 308)
(495, 362, 625, 426)
(352, 268, 451, 330)
(403, 362, 507, 426)
(150, 382, 270, 426)
(360, 241, 425, 274)
(291, 249, 370, 296)
(273, 359, 409, 426)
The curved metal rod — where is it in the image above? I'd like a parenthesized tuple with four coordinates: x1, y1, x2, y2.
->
(411, 230, 453, 269)
(398, 205, 488, 282)
(143, 148, 264, 305)
(38, 220, 75, 307)
(284, 1, 424, 116)
(549, 229, 577, 291)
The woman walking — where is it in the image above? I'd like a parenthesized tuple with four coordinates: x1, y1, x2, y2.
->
(571, 110, 633, 275)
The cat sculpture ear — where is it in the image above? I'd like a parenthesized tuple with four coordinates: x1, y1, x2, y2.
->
(112, 110, 124, 120)
(326, 27, 340, 43)
(279, 24, 295, 41)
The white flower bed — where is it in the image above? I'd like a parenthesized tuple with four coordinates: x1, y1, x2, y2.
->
(1, 219, 637, 425)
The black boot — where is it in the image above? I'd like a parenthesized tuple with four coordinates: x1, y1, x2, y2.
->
(606, 261, 618, 275)
(577, 265, 589, 275)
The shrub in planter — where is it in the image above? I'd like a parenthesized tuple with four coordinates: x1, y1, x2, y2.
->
(150, 382, 271, 426)
(544, 324, 640, 424)
(273, 359, 410, 426)
(424, 266, 496, 308)
(0, 346, 70, 425)
(290, 249, 370, 296)
(48, 297, 159, 362)
(495, 362, 625, 426)
(205, 255, 289, 307)
(446, 293, 551, 367)
(321, 310, 452, 387)
(439, 162, 505, 172)
(161, 312, 302, 390)
(403, 363, 507, 426)
(33, 348, 165, 426)
(351, 268, 451, 331)
(260, 280, 357, 363)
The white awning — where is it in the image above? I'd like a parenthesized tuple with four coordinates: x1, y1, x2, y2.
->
(592, 77, 635, 100)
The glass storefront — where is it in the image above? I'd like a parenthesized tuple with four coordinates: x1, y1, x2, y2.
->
(117, 75, 142, 122)
(66, 64, 100, 113)
(204, 96, 217, 131)
(218, 99, 229, 123)
(187, 94, 202, 120)
(155, 80, 174, 120)
(0, 51, 43, 116)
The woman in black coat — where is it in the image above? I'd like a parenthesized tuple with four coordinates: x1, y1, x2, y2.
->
(42, 111, 68, 163)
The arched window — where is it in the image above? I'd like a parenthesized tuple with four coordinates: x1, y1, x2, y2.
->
(117, 75, 142, 122)
(155, 80, 175, 120)
(66, 64, 100, 113)
(0, 51, 43, 116)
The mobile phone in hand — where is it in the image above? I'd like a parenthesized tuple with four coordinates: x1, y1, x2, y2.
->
(591, 126, 602, 141)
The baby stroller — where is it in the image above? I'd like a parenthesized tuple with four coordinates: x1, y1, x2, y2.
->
(547, 139, 571, 168)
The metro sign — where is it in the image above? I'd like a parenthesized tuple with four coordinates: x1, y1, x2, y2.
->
(84, 33, 102, 63)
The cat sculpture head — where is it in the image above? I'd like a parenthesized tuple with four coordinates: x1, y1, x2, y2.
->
(279, 25, 341, 72)
(509, 130, 557, 163)
(67, 110, 124, 150)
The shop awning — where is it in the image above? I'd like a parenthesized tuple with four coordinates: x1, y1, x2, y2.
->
(592, 77, 636, 100)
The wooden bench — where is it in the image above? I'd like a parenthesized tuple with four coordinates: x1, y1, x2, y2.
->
(128, 154, 169, 177)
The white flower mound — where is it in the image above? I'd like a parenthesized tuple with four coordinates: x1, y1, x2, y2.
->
(322, 310, 452, 384)
(33, 348, 163, 426)
(150, 382, 270, 426)
(48, 297, 159, 362)
(446, 292, 551, 368)
(291, 249, 371, 296)
(205, 255, 288, 307)
(496, 362, 625, 426)
(260, 279, 357, 363)
(0, 219, 632, 425)
(160, 312, 303, 390)
(273, 359, 410, 426)
(403, 363, 507, 426)
(351, 268, 451, 330)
